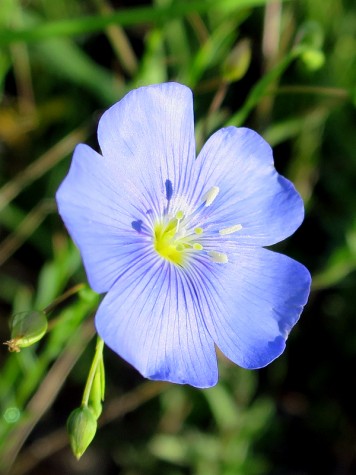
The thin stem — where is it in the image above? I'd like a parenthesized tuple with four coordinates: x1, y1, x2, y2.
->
(43, 283, 85, 315)
(276, 85, 349, 98)
(92, 0, 138, 76)
(0, 124, 88, 213)
(82, 337, 104, 407)
(0, 200, 55, 266)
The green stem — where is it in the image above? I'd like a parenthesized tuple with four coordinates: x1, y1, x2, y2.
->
(82, 337, 104, 407)
(43, 283, 85, 315)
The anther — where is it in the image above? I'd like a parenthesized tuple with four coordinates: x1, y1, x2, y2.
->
(194, 227, 203, 235)
(193, 243, 203, 251)
(208, 251, 228, 263)
(219, 224, 242, 235)
(203, 186, 219, 207)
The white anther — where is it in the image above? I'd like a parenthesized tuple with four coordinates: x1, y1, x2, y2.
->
(219, 224, 243, 235)
(208, 251, 228, 264)
(203, 186, 219, 207)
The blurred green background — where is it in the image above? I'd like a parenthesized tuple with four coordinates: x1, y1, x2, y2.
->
(0, 0, 356, 473)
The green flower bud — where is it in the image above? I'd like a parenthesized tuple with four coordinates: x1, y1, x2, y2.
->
(300, 48, 325, 71)
(4, 310, 48, 352)
(222, 39, 251, 83)
(67, 406, 97, 460)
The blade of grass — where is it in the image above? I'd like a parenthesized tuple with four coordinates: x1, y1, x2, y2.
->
(0, 0, 292, 46)
(92, 0, 138, 76)
(187, 18, 239, 87)
(156, 0, 192, 82)
(134, 28, 167, 85)
(7, 0, 36, 115)
(34, 37, 123, 104)
(0, 123, 88, 213)
(226, 46, 307, 127)
(0, 203, 53, 257)
(0, 200, 55, 266)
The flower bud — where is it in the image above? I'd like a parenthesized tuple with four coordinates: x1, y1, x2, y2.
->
(222, 39, 251, 83)
(300, 49, 325, 71)
(67, 406, 97, 460)
(4, 310, 48, 352)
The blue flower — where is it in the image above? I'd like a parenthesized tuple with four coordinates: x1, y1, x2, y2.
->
(56, 82, 311, 388)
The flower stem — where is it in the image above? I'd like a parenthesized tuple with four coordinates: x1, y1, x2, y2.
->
(82, 336, 104, 407)
(43, 283, 85, 315)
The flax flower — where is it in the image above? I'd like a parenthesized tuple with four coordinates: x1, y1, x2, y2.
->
(56, 83, 311, 388)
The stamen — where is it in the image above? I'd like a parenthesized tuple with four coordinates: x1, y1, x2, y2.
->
(165, 179, 173, 201)
(175, 211, 184, 233)
(203, 186, 219, 207)
(193, 243, 203, 251)
(219, 224, 243, 235)
(194, 227, 203, 235)
(208, 251, 228, 263)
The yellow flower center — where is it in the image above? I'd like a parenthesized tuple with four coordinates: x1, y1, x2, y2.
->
(151, 185, 242, 266)
(153, 212, 202, 266)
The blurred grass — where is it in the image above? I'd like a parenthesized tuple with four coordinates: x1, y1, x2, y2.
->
(0, 0, 290, 45)
(0, 0, 356, 474)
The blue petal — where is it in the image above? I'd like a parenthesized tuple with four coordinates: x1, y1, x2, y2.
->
(56, 144, 151, 293)
(204, 247, 311, 369)
(95, 256, 218, 388)
(57, 83, 197, 293)
(194, 127, 304, 246)
(97, 82, 197, 212)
